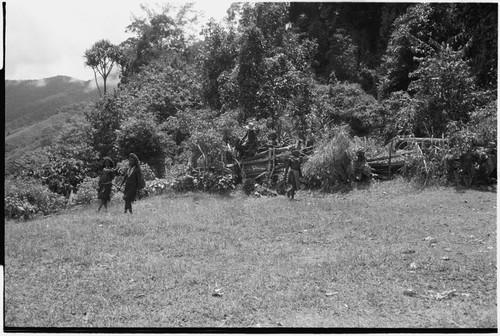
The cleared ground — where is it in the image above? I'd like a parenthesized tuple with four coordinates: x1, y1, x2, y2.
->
(4, 179, 497, 328)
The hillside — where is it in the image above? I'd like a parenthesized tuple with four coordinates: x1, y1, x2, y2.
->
(5, 76, 100, 134)
(4, 75, 120, 170)
(4, 103, 91, 168)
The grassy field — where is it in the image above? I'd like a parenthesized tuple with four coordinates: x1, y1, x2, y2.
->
(4, 179, 497, 329)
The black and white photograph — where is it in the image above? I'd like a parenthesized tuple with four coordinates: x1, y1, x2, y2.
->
(4, 0, 497, 331)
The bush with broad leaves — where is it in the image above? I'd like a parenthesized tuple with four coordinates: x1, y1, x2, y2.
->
(36, 157, 90, 197)
(115, 114, 169, 177)
(139, 179, 172, 198)
(70, 177, 99, 205)
(5, 178, 67, 221)
(172, 170, 235, 193)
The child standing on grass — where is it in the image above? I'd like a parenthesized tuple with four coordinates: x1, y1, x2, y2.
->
(97, 157, 116, 212)
(284, 149, 302, 200)
(119, 153, 143, 214)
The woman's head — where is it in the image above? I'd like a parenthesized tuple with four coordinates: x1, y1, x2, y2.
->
(128, 153, 140, 167)
(103, 157, 114, 168)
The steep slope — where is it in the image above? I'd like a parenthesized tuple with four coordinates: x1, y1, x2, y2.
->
(5, 76, 100, 134)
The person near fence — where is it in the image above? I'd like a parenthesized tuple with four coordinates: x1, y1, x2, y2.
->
(119, 153, 144, 214)
(353, 148, 373, 181)
(239, 121, 259, 158)
(97, 157, 116, 212)
(284, 149, 302, 199)
(266, 131, 278, 148)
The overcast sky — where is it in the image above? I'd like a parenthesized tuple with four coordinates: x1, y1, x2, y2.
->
(6, 0, 233, 81)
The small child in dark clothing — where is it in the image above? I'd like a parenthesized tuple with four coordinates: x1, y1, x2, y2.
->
(284, 150, 302, 199)
(97, 157, 116, 211)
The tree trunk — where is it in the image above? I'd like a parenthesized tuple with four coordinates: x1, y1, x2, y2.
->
(93, 70, 102, 97)
(103, 74, 107, 95)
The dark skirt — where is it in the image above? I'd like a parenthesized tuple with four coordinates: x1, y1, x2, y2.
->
(288, 169, 301, 190)
(98, 183, 112, 201)
(123, 170, 139, 202)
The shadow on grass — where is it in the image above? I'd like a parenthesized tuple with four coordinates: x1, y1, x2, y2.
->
(453, 184, 497, 194)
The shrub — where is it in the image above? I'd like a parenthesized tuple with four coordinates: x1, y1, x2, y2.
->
(194, 171, 236, 193)
(71, 177, 99, 205)
(381, 91, 419, 141)
(115, 114, 168, 177)
(36, 157, 90, 197)
(202, 172, 235, 193)
(401, 122, 496, 187)
(445, 123, 496, 186)
(172, 175, 196, 192)
(310, 82, 383, 140)
(5, 148, 52, 178)
(401, 147, 449, 187)
(5, 178, 67, 220)
(140, 178, 172, 197)
(188, 128, 227, 170)
(408, 45, 477, 137)
(171, 170, 236, 193)
(468, 100, 497, 145)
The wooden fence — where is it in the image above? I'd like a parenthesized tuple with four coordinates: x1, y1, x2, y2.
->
(228, 145, 312, 182)
(367, 137, 448, 178)
(227, 136, 450, 182)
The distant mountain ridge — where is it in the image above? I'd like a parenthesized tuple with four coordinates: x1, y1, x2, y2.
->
(5, 75, 101, 134)
(4, 75, 118, 170)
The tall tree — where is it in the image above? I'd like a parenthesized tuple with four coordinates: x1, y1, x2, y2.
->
(380, 3, 498, 99)
(289, 3, 409, 81)
(237, 24, 265, 121)
(84, 39, 120, 96)
(117, 3, 200, 81)
(409, 44, 478, 137)
(379, 4, 434, 99)
(84, 95, 124, 158)
(450, 3, 497, 88)
(199, 20, 238, 110)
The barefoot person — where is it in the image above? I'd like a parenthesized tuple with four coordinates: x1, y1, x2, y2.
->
(97, 157, 116, 212)
(284, 149, 302, 199)
(119, 153, 143, 214)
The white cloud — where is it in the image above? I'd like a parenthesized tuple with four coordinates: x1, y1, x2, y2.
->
(33, 79, 47, 87)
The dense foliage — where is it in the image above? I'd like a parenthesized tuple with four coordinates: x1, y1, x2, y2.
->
(5, 178, 67, 220)
(5, 2, 497, 220)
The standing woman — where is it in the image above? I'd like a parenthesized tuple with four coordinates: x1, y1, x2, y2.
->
(97, 157, 116, 212)
(119, 153, 143, 214)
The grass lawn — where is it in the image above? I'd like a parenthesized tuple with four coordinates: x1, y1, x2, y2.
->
(4, 179, 497, 328)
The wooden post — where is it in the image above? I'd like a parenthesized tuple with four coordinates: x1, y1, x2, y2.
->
(388, 140, 392, 179)
(273, 147, 276, 170)
(266, 148, 272, 181)
(269, 146, 276, 183)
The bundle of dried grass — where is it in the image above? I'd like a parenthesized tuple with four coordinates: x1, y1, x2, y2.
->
(302, 129, 355, 190)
